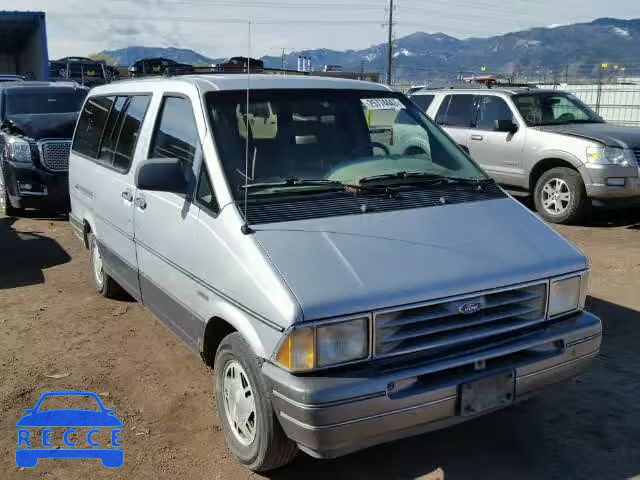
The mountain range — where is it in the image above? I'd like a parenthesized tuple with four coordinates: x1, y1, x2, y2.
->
(100, 17, 640, 81)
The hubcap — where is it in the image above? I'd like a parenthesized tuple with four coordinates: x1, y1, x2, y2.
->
(91, 238, 104, 287)
(222, 360, 257, 446)
(541, 178, 571, 215)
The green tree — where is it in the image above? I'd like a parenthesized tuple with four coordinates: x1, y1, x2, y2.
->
(88, 53, 116, 65)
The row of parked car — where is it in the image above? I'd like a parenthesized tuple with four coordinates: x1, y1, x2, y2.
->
(2, 70, 611, 471)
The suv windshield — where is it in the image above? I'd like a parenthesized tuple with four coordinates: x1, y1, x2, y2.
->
(206, 89, 487, 199)
(5, 89, 87, 115)
(513, 92, 604, 126)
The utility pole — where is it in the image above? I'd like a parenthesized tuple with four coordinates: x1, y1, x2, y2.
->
(386, 0, 394, 85)
(281, 49, 286, 70)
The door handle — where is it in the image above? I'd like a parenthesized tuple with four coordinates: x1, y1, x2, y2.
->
(134, 195, 147, 210)
(121, 190, 133, 202)
(470, 135, 484, 141)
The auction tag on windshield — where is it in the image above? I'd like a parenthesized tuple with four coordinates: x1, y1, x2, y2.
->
(361, 98, 405, 110)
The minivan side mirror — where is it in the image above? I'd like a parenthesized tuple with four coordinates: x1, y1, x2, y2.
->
(135, 158, 187, 194)
(494, 119, 518, 133)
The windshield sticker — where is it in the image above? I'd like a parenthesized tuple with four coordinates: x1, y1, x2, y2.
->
(361, 98, 405, 111)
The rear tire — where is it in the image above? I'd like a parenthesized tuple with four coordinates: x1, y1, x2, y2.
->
(533, 167, 589, 224)
(214, 332, 298, 472)
(88, 233, 123, 298)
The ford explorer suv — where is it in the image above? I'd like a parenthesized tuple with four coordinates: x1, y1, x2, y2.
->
(69, 75, 602, 472)
(1, 82, 88, 216)
(411, 87, 640, 224)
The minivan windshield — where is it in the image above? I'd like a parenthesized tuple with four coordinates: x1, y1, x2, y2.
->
(513, 92, 604, 126)
(5, 89, 87, 115)
(206, 89, 487, 199)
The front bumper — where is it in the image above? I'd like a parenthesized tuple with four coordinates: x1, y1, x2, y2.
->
(263, 311, 602, 459)
(580, 163, 640, 200)
(2, 161, 69, 211)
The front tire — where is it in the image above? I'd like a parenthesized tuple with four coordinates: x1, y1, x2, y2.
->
(214, 333, 297, 472)
(88, 233, 123, 298)
(534, 167, 589, 224)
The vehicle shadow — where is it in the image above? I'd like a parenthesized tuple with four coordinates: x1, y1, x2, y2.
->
(0, 216, 71, 289)
(267, 297, 640, 480)
(587, 207, 640, 229)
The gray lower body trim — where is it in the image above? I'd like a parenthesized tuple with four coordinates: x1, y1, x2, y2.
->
(98, 241, 141, 302)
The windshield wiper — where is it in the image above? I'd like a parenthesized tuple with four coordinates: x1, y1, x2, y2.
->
(358, 171, 494, 188)
(240, 178, 345, 191)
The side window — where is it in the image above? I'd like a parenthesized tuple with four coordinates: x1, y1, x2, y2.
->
(475, 96, 514, 130)
(438, 95, 476, 127)
(149, 96, 200, 164)
(434, 95, 451, 125)
(98, 96, 128, 164)
(411, 94, 435, 112)
(73, 96, 115, 158)
(195, 164, 219, 214)
(113, 96, 151, 170)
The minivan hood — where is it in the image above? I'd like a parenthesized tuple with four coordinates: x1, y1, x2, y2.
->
(538, 123, 640, 148)
(255, 198, 586, 321)
(4, 112, 78, 140)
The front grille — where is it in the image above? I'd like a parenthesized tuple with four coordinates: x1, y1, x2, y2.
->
(374, 282, 547, 359)
(633, 148, 640, 166)
(39, 141, 71, 171)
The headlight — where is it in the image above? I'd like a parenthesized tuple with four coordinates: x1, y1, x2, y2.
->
(586, 146, 635, 167)
(274, 317, 369, 371)
(7, 138, 33, 163)
(549, 273, 588, 317)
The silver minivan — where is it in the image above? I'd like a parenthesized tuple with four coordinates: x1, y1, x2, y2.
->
(69, 75, 602, 472)
(412, 87, 640, 224)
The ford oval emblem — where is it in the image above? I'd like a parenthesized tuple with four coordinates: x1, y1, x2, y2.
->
(459, 301, 482, 315)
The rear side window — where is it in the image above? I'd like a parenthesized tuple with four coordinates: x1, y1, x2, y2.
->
(411, 94, 434, 112)
(73, 94, 150, 171)
(149, 96, 200, 164)
(435, 94, 475, 127)
(113, 96, 152, 170)
(73, 96, 115, 158)
(98, 96, 128, 163)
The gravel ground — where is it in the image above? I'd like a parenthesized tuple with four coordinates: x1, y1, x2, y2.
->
(0, 207, 639, 480)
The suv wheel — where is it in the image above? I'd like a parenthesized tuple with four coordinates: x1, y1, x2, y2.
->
(88, 233, 123, 298)
(534, 167, 589, 224)
(214, 333, 297, 472)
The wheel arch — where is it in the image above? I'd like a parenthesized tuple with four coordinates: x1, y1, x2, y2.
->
(529, 156, 582, 192)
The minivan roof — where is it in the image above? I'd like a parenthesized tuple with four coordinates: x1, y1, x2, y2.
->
(91, 74, 390, 95)
(0, 81, 87, 91)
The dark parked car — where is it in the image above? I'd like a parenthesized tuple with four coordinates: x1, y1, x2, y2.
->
(0, 82, 88, 216)
(49, 57, 108, 87)
(128, 57, 193, 77)
(0, 74, 26, 83)
(212, 56, 264, 73)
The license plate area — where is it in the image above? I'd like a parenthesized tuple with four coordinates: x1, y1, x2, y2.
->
(460, 371, 515, 417)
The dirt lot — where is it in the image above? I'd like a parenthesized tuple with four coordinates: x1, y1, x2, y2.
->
(1, 207, 639, 480)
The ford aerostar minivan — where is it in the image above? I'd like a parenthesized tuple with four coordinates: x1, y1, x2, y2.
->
(69, 74, 602, 472)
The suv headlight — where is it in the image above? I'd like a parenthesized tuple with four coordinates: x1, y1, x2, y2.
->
(7, 138, 33, 163)
(586, 146, 635, 167)
(549, 272, 588, 317)
(274, 317, 369, 372)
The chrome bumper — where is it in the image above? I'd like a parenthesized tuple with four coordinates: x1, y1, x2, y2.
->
(262, 311, 602, 459)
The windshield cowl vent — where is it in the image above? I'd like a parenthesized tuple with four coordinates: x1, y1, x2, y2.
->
(243, 182, 506, 225)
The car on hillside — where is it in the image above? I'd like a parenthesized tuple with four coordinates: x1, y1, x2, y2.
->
(128, 57, 194, 77)
(69, 75, 601, 472)
(0, 81, 88, 216)
(411, 87, 640, 223)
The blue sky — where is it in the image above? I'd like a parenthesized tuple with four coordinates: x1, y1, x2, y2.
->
(2, 0, 639, 59)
